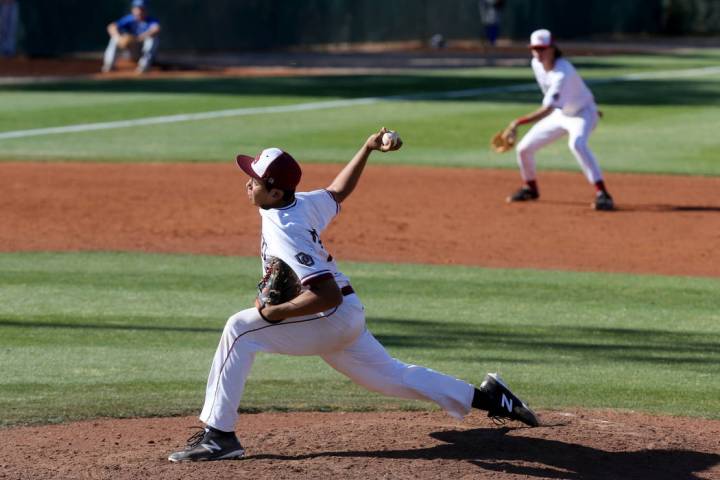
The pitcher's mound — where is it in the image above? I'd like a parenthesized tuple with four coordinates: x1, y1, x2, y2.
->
(2, 409, 719, 479)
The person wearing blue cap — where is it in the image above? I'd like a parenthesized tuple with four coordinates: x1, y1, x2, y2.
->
(101, 0, 161, 74)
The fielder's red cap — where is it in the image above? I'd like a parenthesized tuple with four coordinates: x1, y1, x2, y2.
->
(236, 147, 302, 191)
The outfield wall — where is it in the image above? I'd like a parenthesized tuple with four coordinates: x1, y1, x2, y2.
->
(18, 0, 718, 57)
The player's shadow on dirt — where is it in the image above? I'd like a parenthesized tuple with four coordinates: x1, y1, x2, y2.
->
(250, 427, 719, 480)
(430, 428, 719, 479)
(542, 200, 720, 213)
(619, 204, 720, 213)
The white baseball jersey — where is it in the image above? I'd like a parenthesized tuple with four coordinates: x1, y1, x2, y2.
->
(517, 58, 605, 185)
(199, 185, 476, 433)
(531, 57, 595, 116)
(259, 189, 351, 289)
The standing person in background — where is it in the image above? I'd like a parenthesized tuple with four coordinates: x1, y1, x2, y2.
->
(102, 0, 160, 74)
(0, 0, 18, 57)
(478, 0, 504, 47)
(504, 29, 614, 211)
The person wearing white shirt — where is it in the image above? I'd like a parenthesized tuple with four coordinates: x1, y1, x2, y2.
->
(505, 29, 614, 211)
(167, 128, 539, 462)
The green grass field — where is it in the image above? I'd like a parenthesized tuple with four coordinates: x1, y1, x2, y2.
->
(1, 252, 719, 426)
(1, 50, 719, 427)
(1, 51, 720, 174)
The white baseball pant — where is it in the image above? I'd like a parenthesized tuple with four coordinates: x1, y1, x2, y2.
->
(102, 35, 159, 72)
(516, 105, 603, 184)
(199, 294, 475, 432)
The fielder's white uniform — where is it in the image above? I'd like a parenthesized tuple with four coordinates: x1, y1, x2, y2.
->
(199, 189, 474, 432)
(516, 57, 604, 184)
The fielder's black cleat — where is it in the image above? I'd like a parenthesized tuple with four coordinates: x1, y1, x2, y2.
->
(507, 186, 540, 203)
(168, 427, 245, 462)
(592, 191, 614, 211)
(479, 373, 540, 427)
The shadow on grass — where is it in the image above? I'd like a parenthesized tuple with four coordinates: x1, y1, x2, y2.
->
(248, 427, 720, 480)
(0, 315, 220, 334)
(1, 315, 718, 366)
(4, 75, 720, 107)
(369, 318, 720, 365)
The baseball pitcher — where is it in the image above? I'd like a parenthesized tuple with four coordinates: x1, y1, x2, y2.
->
(168, 128, 538, 462)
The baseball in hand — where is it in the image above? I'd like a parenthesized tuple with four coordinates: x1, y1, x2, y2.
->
(382, 130, 400, 148)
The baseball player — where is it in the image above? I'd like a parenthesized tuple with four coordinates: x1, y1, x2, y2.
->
(101, 0, 160, 74)
(168, 128, 539, 462)
(505, 29, 614, 211)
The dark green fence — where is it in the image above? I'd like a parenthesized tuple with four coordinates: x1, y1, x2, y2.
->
(17, 0, 718, 57)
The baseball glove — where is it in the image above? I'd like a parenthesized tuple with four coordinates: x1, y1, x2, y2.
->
(490, 126, 517, 153)
(116, 34, 138, 49)
(255, 257, 302, 322)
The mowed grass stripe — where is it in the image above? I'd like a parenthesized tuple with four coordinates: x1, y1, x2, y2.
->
(1, 51, 720, 175)
(1, 251, 718, 426)
(1, 65, 719, 141)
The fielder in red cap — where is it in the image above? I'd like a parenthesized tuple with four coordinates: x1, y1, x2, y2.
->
(168, 127, 539, 462)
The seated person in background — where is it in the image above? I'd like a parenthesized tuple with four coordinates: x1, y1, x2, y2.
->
(101, 0, 160, 74)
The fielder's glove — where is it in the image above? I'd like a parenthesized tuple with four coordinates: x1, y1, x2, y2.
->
(255, 257, 302, 323)
(490, 126, 517, 153)
(116, 34, 138, 49)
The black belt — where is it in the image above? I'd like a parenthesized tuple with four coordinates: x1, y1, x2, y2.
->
(341, 285, 355, 296)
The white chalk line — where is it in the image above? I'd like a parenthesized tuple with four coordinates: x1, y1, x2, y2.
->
(1, 65, 719, 141)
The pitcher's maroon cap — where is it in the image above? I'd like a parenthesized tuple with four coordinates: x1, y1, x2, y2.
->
(236, 147, 302, 190)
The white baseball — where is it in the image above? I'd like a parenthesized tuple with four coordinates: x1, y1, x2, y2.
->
(382, 130, 399, 147)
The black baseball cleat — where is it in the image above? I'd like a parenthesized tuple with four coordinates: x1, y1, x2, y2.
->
(168, 427, 245, 462)
(592, 191, 614, 211)
(479, 373, 540, 427)
(507, 186, 540, 203)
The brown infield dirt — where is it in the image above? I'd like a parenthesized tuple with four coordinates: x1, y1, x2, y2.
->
(1, 411, 719, 480)
(2, 162, 719, 276)
(1, 38, 719, 477)
(1, 161, 720, 479)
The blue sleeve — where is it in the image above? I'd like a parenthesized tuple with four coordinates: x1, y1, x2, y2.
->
(115, 14, 135, 31)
